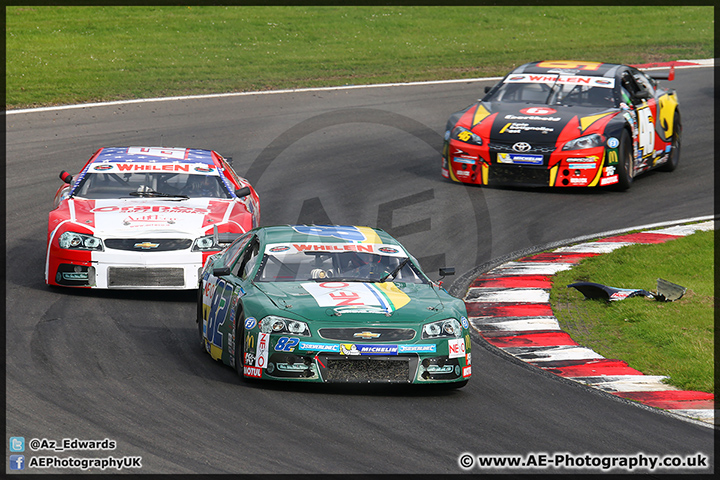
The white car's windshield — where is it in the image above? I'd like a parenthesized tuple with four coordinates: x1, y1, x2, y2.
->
(254, 245, 427, 284)
(73, 171, 230, 199)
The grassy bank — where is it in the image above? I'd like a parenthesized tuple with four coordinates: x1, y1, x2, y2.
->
(6, 5, 714, 109)
(550, 229, 714, 393)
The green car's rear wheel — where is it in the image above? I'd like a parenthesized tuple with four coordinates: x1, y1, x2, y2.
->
(197, 283, 205, 351)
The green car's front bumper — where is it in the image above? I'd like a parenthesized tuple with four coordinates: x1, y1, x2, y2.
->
(241, 330, 472, 385)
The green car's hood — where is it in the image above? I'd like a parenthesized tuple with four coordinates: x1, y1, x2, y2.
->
(254, 281, 448, 324)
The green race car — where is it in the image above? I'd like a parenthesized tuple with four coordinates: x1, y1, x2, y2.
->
(198, 225, 471, 386)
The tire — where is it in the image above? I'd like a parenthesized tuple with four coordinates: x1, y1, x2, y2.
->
(234, 309, 250, 380)
(614, 129, 634, 191)
(659, 110, 681, 172)
(197, 283, 206, 352)
(436, 379, 469, 390)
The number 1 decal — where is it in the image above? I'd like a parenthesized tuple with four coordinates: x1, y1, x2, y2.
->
(636, 104, 654, 158)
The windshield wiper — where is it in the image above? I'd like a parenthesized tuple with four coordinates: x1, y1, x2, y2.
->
(128, 190, 188, 199)
(307, 277, 368, 282)
(379, 257, 409, 283)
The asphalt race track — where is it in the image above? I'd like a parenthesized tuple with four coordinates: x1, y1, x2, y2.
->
(5, 66, 714, 474)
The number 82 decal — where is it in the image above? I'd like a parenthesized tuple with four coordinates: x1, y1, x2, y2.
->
(274, 337, 300, 352)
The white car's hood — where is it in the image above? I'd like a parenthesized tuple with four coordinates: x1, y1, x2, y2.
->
(67, 197, 239, 237)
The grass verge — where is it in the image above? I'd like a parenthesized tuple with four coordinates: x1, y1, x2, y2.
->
(6, 5, 715, 109)
(550, 229, 714, 393)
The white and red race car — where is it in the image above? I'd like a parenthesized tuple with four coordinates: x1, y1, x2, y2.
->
(46, 146, 260, 289)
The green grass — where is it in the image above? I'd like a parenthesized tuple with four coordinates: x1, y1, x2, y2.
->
(550, 229, 714, 393)
(5, 5, 715, 108)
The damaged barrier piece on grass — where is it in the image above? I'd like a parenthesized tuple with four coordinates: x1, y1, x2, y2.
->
(568, 278, 686, 302)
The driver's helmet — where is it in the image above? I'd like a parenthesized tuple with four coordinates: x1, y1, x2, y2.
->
(186, 175, 217, 196)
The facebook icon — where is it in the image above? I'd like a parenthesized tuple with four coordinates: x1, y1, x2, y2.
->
(10, 455, 25, 470)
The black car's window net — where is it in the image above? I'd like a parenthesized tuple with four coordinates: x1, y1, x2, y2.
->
(73, 172, 231, 199)
(254, 248, 428, 284)
(486, 74, 618, 108)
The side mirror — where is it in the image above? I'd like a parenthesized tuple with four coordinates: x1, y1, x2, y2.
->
(484, 86, 491, 93)
(439, 267, 455, 277)
(212, 266, 231, 277)
(235, 186, 251, 198)
(437, 267, 455, 288)
(59, 171, 73, 184)
(634, 90, 651, 100)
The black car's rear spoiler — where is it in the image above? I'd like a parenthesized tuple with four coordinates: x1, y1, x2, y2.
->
(647, 65, 675, 81)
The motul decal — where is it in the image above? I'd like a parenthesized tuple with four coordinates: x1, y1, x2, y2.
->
(600, 175, 619, 186)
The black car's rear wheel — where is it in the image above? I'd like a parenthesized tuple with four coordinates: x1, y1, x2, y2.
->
(659, 110, 681, 172)
(614, 129, 634, 191)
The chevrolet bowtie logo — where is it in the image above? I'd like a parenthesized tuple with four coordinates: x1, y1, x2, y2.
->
(134, 242, 160, 249)
(353, 331, 381, 339)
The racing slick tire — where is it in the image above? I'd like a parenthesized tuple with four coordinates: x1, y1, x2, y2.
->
(234, 309, 256, 382)
(197, 283, 206, 351)
(659, 111, 681, 172)
(436, 379, 469, 390)
(614, 129, 634, 191)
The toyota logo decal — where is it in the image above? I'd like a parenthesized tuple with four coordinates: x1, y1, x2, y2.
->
(512, 142, 532, 152)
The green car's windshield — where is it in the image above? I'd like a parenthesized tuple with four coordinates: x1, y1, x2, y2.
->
(254, 243, 428, 284)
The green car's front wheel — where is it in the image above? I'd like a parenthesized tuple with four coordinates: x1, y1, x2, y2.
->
(234, 309, 257, 381)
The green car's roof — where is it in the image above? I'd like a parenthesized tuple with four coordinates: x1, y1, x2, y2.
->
(256, 225, 403, 247)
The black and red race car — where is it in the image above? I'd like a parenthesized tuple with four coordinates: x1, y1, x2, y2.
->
(441, 60, 680, 190)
